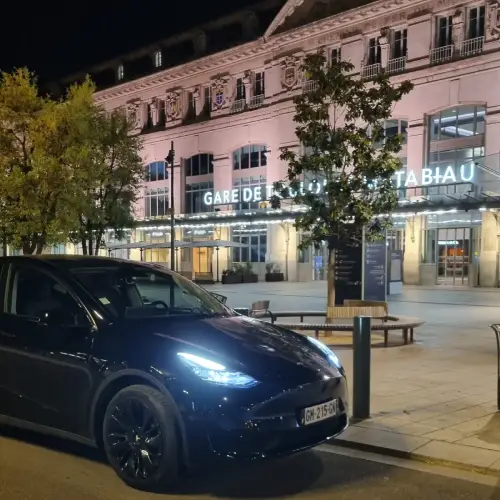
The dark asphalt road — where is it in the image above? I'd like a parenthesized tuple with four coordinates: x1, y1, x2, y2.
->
(1, 428, 500, 499)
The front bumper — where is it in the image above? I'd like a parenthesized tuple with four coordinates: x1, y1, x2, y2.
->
(180, 376, 348, 460)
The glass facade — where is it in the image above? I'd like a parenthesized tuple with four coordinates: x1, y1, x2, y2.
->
(232, 175, 267, 210)
(233, 144, 267, 170)
(232, 226, 267, 263)
(185, 154, 214, 176)
(185, 181, 214, 214)
(145, 187, 169, 218)
(429, 105, 485, 140)
(145, 161, 167, 182)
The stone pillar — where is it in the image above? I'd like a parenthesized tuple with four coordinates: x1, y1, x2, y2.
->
(452, 8, 465, 51)
(403, 215, 423, 285)
(480, 211, 498, 287)
(193, 88, 200, 117)
(379, 29, 390, 68)
(267, 223, 298, 281)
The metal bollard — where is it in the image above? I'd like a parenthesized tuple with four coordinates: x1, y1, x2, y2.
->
(353, 315, 371, 420)
(490, 324, 500, 411)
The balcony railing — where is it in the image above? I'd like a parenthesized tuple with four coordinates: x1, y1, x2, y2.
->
(302, 79, 318, 92)
(230, 99, 246, 114)
(461, 36, 485, 57)
(361, 63, 381, 79)
(430, 45, 454, 64)
(249, 94, 265, 108)
(386, 56, 406, 75)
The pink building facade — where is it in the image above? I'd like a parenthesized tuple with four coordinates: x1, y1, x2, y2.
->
(93, 0, 500, 287)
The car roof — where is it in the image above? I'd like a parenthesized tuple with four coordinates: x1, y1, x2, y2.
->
(0, 255, 146, 270)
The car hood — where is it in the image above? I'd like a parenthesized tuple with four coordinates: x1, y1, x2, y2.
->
(135, 315, 341, 386)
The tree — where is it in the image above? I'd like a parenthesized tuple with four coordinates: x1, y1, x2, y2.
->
(272, 53, 413, 308)
(69, 109, 143, 255)
(0, 69, 95, 254)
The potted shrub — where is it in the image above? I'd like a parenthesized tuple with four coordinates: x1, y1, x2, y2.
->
(221, 266, 243, 284)
(241, 262, 258, 283)
(265, 262, 285, 282)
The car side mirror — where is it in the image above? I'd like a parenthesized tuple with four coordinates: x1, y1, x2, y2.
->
(210, 292, 227, 304)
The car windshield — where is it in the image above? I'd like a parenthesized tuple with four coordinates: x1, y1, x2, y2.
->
(69, 264, 231, 319)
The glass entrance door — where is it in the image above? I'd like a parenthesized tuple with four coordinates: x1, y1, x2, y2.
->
(437, 228, 470, 285)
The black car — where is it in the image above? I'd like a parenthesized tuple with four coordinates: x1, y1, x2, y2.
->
(0, 256, 348, 490)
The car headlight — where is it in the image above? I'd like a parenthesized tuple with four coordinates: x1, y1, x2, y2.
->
(177, 352, 258, 388)
(307, 337, 342, 369)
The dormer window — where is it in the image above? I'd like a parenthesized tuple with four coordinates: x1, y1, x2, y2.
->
(117, 64, 124, 81)
(154, 50, 162, 68)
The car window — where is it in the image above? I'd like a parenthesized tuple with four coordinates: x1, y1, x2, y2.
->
(8, 266, 87, 326)
(70, 265, 230, 319)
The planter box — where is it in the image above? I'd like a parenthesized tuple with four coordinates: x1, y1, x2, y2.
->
(221, 274, 243, 284)
(265, 272, 284, 282)
(242, 273, 258, 283)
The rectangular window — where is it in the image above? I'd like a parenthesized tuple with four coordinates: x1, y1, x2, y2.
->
(392, 29, 407, 59)
(185, 181, 214, 214)
(232, 228, 267, 263)
(145, 188, 169, 218)
(254, 72, 265, 96)
(367, 37, 381, 65)
(468, 6, 485, 39)
(232, 175, 267, 210)
(236, 78, 246, 101)
(437, 16, 453, 47)
(185, 92, 196, 120)
(203, 87, 211, 116)
(330, 47, 341, 64)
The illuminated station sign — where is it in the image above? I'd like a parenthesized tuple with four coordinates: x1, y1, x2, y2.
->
(202, 164, 476, 206)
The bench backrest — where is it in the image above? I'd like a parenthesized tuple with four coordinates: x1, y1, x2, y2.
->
(178, 271, 192, 279)
(344, 300, 388, 315)
(327, 305, 387, 319)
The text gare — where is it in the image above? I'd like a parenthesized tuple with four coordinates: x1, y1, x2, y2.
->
(202, 182, 325, 206)
(202, 164, 476, 206)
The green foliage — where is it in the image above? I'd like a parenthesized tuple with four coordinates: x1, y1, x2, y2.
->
(0, 69, 95, 254)
(273, 52, 413, 251)
(69, 109, 144, 255)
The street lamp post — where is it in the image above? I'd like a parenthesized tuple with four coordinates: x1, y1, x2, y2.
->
(166, 141, 175, 271)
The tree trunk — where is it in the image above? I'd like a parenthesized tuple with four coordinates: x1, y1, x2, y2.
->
(326, 247, 336, 310)
(88, 237, 93, 256)
(81, 238, 88, 255)
(2, 229, 7, 257)
(94, 230, 104, 255)
(21, 238, 36, 255)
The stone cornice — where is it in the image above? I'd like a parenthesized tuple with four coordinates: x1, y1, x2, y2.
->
(94, 0, 461, 104)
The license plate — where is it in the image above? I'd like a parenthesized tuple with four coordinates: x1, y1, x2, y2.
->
(301, 400, 337, 426)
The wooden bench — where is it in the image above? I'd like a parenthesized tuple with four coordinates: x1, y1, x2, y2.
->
(327, 305, 387, 320)
(194, 272, 214, 285)
(344, 300, 388, 316)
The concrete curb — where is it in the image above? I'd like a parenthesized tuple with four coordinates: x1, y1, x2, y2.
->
(329, 438, 500, 477)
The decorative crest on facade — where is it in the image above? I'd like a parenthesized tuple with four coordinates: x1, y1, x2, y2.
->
(165, 91, 181, 121)
(488, 1, 500, 40)
(281, 56, 299, 90)
(211, 77, 229, 110)
(126, 99, 142, 130)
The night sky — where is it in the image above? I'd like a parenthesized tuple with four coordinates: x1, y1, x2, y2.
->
(0, 0, 262, 84)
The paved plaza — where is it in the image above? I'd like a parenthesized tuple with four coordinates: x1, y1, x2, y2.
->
(205, 281, 500, 473)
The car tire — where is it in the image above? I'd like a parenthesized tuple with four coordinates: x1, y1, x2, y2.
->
(102, 384, 179, 491)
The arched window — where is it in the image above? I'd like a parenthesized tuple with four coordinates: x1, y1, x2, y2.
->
(154, 50, 162, 68)
(233, 144, 267, 170)
(117, 64, 124, 81)
(145, 161, 166, 182)
(185, 154, 214, 176)
(429, 105, 485, 140)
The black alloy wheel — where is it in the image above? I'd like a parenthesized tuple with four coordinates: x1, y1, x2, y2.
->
(103, 385, 179, 491)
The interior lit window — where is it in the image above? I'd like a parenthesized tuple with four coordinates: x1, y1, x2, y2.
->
(154, 50, 162, 68)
